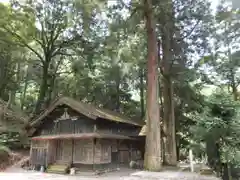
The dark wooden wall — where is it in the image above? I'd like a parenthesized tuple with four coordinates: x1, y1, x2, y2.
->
(95, 119, 141, 136)
(30, 138, 144, 167)
(36, 105, 141, 137)
(40, 118, 95, 135)
(31, 105, 144, 168)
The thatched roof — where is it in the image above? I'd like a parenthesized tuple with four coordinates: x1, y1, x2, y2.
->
(31, 133, 136, 140)
(0, 99, 28, 132)
(30, 96, 144, 127)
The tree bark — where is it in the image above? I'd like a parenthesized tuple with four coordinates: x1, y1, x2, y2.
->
(226, 22, 238, 101)
(0, 55, 10, 100)
(34, 61, 49, 114)
(162, 76, 177, 165)
(46, 74, 55, 107)
(1, 91, 12, 122)
(21, 78, 28, 110)
(230, 69, 238, 101)
(227, 162, 232, 180)
(115, 72, 121, 112)
(143, 0, 162, 171)
(21, 65, 30, 110)
(139, 68, 145, 119)
(160, 0, 177, 166)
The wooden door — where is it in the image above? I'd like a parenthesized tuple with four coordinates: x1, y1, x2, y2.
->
(111, 140, 118, 163)
(119, 150, 129, 163)
(73, 139, 93, 164)
(56, 140, 73, 164)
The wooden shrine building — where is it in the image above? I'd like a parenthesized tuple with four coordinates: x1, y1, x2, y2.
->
(29, 97, 144, 170)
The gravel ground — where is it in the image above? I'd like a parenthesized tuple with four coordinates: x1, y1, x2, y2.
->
(125, 171, 220, 180)
(0, 168, 220, 180)
(1, 168, 136, 180)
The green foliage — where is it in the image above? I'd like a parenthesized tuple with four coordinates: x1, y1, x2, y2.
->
(190, 91, 240, 166)
(0, 143, 10, 154)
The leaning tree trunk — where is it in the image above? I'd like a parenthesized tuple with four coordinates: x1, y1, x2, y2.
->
(143, 0, 162, 171)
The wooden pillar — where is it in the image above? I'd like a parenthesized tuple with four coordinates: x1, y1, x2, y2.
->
(189, 149, 194, 172)
(130, 140, 132, 161)
(30, 140, 33, 166)
(116, 139, 119, 166)
(46, 140, 49, 166)
(93, 138, 95, 170)
(71, 139, 74, 165)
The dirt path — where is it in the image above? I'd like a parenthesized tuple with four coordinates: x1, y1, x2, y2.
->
(0, 168, 220, 180)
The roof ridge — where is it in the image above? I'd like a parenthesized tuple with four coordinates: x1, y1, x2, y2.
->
(30, 96, 144, 127)
(29, 96, 63, 123)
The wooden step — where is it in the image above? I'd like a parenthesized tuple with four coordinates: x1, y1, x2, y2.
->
(46, 164, 69, 174)
(47, 170, 66, 174)
(200, 167, 215, 175)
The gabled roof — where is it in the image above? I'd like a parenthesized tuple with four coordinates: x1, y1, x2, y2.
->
(30, 96, 144, 127)
(139, 125, 146, 136)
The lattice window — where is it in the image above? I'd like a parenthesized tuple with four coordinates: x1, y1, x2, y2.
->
(32, 140, 47, 148)
(73, 139, 93, 164)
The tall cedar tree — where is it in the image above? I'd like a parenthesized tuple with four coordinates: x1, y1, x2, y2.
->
(160, 0, 177, 165)
(144, 0, 162, 171)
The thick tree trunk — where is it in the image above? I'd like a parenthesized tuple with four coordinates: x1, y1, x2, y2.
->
(139, 68, 145, 119)
(162, 76, 177, 165)
(1, 91, 12, 122)
(144, 0, 162, 171)
(226, 26, 238, 101)
(46, 63, 59, 107)
(0, 58, 10, 100)
(160, 0, 177, 166)
(46, 76, 55, 107)
(175, 109, 181, 161)
(11, 61, 21, 106)
(115, 74, 121, 112)
(157, 39, 164, 111)
(230, 69, 238, 101)
(21, 66, 29, 110)
(21, 78, 28, 110)
(35, 62, 49, 114)
(227, 163, 232, 180)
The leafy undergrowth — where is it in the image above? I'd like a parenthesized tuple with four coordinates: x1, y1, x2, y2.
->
(0, 150, 27, 171)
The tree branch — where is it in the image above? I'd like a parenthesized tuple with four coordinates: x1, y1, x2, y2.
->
(32, 36, 45, 49)
(3, 26, 44, 63)
(49, 24, 66, 54)
(51, 36, 84, 58)
(37, 17, 47, 47)
(179, 19, 201, 41)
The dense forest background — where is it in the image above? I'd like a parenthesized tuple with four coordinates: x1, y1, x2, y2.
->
(0, 0, 240, 179)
